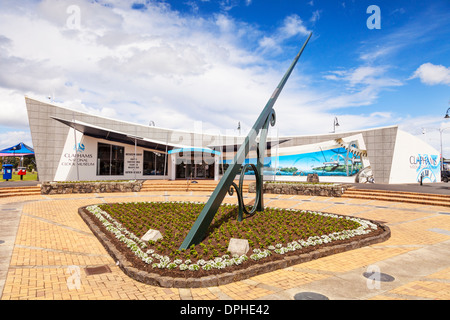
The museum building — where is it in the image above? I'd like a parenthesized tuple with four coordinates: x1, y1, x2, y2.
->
(25, 97, 442, 184)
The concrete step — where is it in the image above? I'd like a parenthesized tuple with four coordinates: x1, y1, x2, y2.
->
(344, 188, 449, 200)
(141, 180, 250, 193)
(140, 186, 250, 192)
(0, 192, 41, 198)
(342, 188, 450, 207)
(0, 186, 41, 198)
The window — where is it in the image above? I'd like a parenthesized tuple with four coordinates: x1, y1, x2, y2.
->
(97, 143, 124, 176)
(143, 150, 167, 176)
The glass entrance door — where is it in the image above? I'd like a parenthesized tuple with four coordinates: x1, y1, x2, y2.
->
(176, 160, 213, 179)
(195, 162, 205, 178)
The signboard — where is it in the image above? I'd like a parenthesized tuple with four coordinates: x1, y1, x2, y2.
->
(125, 152, 142, 175)
(389, 130, 441, 183)
(54, 129, 96, 181)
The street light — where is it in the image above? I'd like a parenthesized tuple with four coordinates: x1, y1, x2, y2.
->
(440, 127, 450, 172)
(441, 106, 450, 172)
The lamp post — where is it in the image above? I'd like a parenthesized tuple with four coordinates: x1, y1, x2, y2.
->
(440, 127, 450, 172)
(441, 106, 450, 172)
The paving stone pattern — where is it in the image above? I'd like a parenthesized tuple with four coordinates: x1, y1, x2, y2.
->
(1, 188, 450, 300)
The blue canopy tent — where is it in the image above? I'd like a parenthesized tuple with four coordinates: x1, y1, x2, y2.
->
(1, 142, 35, 177)
(0, 142, 35, 157)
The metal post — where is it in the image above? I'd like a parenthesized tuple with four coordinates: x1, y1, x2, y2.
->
(134, 137, 137, 180)
(440, 127, 450, 172)
(72, 112, 80, 181)
(164, 131, 168, 176)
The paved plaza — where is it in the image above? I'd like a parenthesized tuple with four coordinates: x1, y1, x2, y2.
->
(1, 188, 450, 300)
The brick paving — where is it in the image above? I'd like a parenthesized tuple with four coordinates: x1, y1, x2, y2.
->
(0, 187, 449, 300)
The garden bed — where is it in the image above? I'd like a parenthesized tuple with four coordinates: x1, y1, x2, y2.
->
(79, 201, 390, 288)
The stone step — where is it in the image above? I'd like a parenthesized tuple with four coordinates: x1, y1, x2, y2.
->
(342, 189, 450, 207)
(0, 192, 41, 198)
(0, 186, 41, 198)
(344, 188, 449, 200)
(0, 186, 40, 192)
(140, 186, 249, 192)
(141, 180, 250, 193)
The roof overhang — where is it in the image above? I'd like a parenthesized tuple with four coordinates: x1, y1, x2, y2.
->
(50, 116, 190, 154)
(168, 147, 221, 156)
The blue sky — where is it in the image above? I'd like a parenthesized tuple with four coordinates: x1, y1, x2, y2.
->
(0, 0, 449, 156)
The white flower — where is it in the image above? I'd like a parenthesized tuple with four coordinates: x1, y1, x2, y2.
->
(188, 264, 200, 271)
(202, 264, 213, 271)
(166, 263, 177, 270)
(197, 259, 207, 266)
(213, 261, 225, 269)
(179, 264, 188, 271)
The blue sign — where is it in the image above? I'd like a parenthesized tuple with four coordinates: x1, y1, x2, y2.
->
(74, 143, 85, 152)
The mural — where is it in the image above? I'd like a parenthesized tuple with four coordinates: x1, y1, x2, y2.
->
(225, 135, 370, 179)
(268, 146, 363, 177)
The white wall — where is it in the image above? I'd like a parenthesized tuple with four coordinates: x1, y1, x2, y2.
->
(53, 130, 168, 181)
(389, 130, 441, 183)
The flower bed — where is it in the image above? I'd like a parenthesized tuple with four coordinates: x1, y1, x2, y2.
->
(79, 201, 390, 287)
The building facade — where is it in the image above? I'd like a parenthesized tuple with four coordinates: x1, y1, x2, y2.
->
(25, 97, 442, 184)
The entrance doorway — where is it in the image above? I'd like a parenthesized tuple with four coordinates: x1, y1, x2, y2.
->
(176, 160, 214, 179)
(169, 148, 220, 181)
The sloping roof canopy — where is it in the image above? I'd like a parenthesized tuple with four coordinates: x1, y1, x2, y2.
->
(0, 142, 35, 157)
(169, 147, 221, 156)
(50, 116, 214, 155)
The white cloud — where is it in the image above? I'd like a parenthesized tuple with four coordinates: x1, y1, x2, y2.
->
(0, 131, 33, 150)
(258, 14, 310, 53)
(310, 10, 321, 23)
(0, 88, 29, 128)
(0, 0, 438, 150)
(322, 65, 403, 108)
(410, 63, 450, 86)
(0, 0, 268, 131)
(397, 116, 450, 157)
(280, 15, 310, 37)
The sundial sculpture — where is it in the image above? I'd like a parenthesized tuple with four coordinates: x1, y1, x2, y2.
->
(180, 32, 312, 250)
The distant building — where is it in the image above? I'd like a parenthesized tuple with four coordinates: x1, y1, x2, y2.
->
(25, 97, 442, 184)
